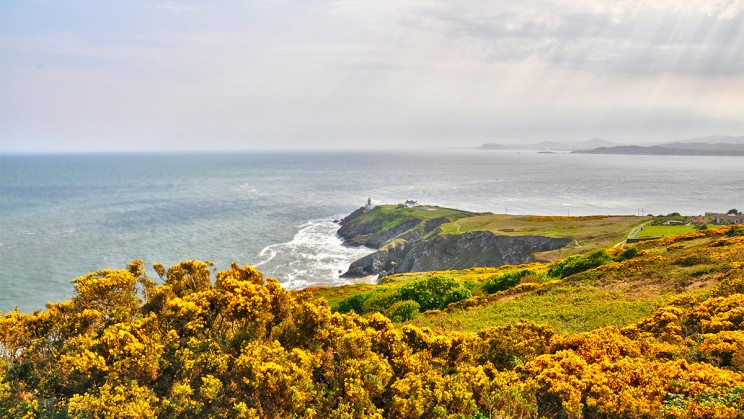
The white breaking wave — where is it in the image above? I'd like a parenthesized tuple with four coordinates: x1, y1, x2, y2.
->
(254, 217, 376, 289)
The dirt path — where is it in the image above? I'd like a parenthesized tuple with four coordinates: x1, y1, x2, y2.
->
(451, 221, 462, 233)
(614, 221, 652, 247)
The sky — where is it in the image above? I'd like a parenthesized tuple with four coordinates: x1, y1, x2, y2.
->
(1, 0, 743, 152)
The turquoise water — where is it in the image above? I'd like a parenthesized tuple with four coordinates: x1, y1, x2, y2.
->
(1, 150, 742, 312)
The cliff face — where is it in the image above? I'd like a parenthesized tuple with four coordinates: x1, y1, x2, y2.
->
(398, 232, 570, 273)
(344, 239, 412, 277)
(339, 206, 572, 277)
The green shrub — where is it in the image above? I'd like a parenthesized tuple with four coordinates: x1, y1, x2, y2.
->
(549, 255, 578, 277)
(615, 246, 639, 262)
(400, 274, 470, 311)
(444, 287, 472, 306)
(337, 292, 372, 313)
(384, 300, 420, 322)
(728, 226, 744, 237)
(482, 270, 537, 294)
(548, 250, 612, 278)
(361, 289, 401, 314)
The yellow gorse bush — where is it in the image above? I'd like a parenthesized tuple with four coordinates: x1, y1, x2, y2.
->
(1, 229, 743, 418)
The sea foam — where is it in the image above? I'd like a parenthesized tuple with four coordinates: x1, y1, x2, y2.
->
(255, 217, 375, 289)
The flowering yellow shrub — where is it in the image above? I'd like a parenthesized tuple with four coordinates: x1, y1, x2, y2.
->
(2, 234, 744, 418)
(477, 322, 554, 369)
(637, 305, 686, 343)
(689, 294, 744, 333)
(67, 381, 159, 418)
(699, 330, 744, 370)
(550, 327, 641, 362)
(518, 326, 744, 418)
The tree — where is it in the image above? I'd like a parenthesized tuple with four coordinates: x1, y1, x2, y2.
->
(727, 208, 739, 215)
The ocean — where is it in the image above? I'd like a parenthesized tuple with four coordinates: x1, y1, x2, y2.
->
(1, 150, 742, 313)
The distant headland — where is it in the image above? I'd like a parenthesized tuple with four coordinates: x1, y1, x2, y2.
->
(477, 134, 744, 156)
(336, 203, 644, 277)
(573, 138, 744, 156)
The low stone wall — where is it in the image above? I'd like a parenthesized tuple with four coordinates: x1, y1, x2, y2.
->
(626, 236, 662, 244)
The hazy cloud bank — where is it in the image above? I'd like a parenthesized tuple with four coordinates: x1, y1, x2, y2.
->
(1, 0, 742, 152)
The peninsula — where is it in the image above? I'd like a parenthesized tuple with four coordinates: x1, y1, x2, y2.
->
(337, 204, 645, 277)
(573, 135, 744, 156)
(573, 141, 744, 156)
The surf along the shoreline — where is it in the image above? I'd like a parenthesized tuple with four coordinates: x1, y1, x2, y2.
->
(255, 217, 376, 289)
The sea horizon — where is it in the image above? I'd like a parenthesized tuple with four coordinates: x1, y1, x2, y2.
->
(2, 149, 742, 312)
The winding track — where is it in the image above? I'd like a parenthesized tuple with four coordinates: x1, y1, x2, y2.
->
(614, 220, 653, 247)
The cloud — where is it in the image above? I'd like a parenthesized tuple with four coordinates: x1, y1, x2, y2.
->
(396, 1, 744, 76)
(1, 0, 743, 151)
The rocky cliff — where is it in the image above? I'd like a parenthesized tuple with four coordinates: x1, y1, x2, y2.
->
(400, 232, 569, 272)
(338, 206, 572, 277)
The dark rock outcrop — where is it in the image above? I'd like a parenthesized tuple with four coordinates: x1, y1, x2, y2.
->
(343, 239, 413, 278)
(398, 232, 570, 273)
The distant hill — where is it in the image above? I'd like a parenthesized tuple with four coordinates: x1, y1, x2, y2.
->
(673, 134, 744, 144)
(478, 135, 744, 154)
(478, 138, 617, 151)
(574, 141, 744, 156)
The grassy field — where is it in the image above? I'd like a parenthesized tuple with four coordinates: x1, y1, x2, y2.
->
(417, 229, 744, 333)
(410, 283, 662, 334)
(306, 273, 665, 334)
(371, 205, 479, 220)
(635, 224, 717, 237)
(299, 265, 529, 311)
(440, 214, 646, 260)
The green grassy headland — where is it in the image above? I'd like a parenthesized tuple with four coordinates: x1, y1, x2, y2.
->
(346, 204, 478, 233)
